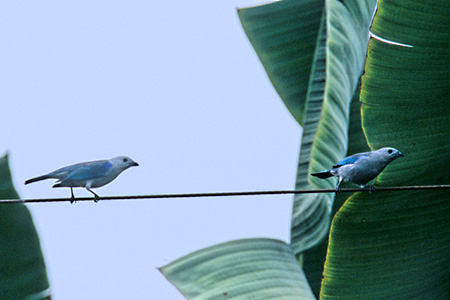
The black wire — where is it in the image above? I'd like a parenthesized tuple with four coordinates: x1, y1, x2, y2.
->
(1, 185, 450, 204)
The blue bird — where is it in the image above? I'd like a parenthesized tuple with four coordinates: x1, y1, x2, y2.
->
(25, 156, 139, 202)
(311, 147, 403, 192)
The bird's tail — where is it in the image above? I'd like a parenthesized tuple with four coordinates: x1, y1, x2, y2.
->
(311, 171, 333, 179)
(25, 175, 51, 185)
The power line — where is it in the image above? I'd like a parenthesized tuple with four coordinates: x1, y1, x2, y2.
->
(1, 184, 450, 204)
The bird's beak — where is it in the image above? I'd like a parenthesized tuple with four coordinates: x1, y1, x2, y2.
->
(397, 152, 404, 157)
(132, 161, 139, 167)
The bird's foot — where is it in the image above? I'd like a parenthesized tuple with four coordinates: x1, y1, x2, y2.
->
(368, 185, 375, 193)
(335, 186, 341, 194)
(70, 188, 76, 203)
(86, 187, 100, 203)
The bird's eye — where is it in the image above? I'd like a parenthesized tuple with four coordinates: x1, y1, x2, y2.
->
(123, 158, 128, 163)
(388, 149, 393, 154)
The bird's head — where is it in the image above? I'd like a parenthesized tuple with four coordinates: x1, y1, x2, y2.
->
(379, 147, 404, 161)
(111, 156, 139, 170)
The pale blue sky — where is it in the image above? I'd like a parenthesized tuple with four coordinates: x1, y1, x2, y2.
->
(2, 1, 301, 299)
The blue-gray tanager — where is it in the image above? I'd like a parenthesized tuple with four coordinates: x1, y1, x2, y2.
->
(25, 156, 139, 202)
(311, 147, 403, 192)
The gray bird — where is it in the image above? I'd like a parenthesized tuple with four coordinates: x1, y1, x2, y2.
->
(311, 147, 404, 192)
(25, 156, 139, 202)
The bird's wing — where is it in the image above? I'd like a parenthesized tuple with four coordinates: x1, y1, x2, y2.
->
(48, 162, 85, 176)
(62, 161, 113, 181)
(333, 152, 370, 168)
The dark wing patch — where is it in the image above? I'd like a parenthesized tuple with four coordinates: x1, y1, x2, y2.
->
(311, 171, 333, 179)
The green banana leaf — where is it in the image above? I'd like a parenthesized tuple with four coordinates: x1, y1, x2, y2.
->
(0, 154, 50, 300)
(240, 0, 377, 257)
(160, 239, 315, 299)
(240, 1, 375, 295)
(290, 0, 376, 256)
(321, 0, 450, 298)
(301, 89, 370, 297)
(238, 0, 324, 125)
